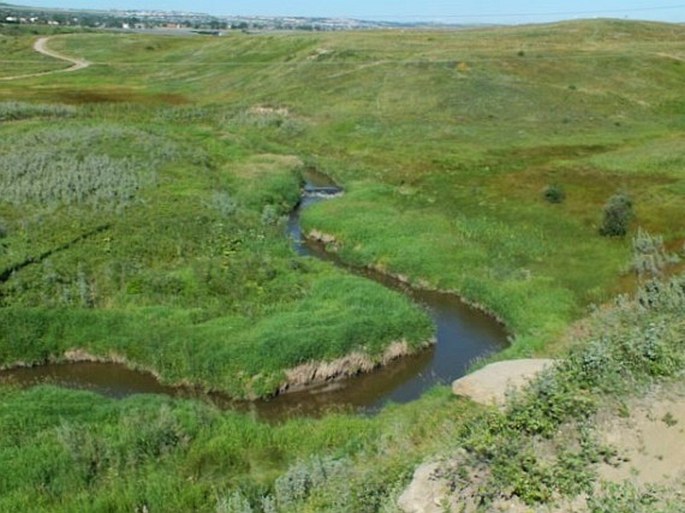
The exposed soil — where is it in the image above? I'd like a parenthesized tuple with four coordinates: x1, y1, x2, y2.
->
(597, 381, 685, 487)
(51, 88, 189, 105)
(279, 340, 433, 394)
(400, 374, 685, 513)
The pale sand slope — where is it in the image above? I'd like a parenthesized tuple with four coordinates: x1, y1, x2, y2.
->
(598, 382, 685, 487)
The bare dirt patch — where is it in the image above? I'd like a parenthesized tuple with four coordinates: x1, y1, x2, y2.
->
(51, 88, 189, 105)
(280, 340, 433, 394)
(597, 381, 685, 487)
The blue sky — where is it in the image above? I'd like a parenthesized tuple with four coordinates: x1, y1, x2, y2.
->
(12, 0, 685, 23)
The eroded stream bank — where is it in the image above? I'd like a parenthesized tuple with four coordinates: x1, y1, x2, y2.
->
(0, 172, 508, 420)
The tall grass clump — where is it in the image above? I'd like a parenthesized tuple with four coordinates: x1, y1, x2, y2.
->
(0, 101, 76, 121)
(154, 105, 223, 124)
(0, 124, 179, 208)
(542, 184, 566, 204)
(208, 191, 238, 218)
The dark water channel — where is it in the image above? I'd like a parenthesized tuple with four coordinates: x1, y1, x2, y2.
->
(0, 172, 508, 420)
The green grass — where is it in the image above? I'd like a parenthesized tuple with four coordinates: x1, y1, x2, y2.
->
(0, 382, 475, 512)
(0, 19, 684, 512)
(1, 272, 683, 512)
(0, 271, 432, 398)
(7, 21, 676, 354)
(0, 107, 432, 399)
(0, 32, 69, 77)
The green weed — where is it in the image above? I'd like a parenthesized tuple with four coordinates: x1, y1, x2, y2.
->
(0, 101, 76, 121)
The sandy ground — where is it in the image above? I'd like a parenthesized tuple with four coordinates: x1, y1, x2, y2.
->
(0, 36, 90, 81)
(401, 365, 685, 513)
(597, 381, 685, 487)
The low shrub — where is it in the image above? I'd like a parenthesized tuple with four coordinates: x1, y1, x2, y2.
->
(543, 184, 566, 204)
(631, 228, 679, 278)
(0, 101, 76, 121)
(454, 271, 685, 507)
(599, 193, 633, 237)
(0, 124, 181, 209)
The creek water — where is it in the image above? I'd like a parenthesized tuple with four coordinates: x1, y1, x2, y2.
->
(0, 173, 508, 420)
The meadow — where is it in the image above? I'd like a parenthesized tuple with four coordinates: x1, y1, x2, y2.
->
(18, 20, 682, 352)
(0, 107, 432, 398)
(2, 249, 683, 512)
(0, 19, 684, 511)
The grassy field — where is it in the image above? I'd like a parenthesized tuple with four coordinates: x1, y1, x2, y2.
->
(2, 20, 679, 352)
(0, 109, 432, 398)
(2, 259, 683, 512)
(1, 19, 684, 511)
(0, 35, 66, 77)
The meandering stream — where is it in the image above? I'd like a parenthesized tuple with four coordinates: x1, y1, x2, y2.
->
(0, 173, 508, 420)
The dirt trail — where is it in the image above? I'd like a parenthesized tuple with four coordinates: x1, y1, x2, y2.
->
(0, 36, 90, 81)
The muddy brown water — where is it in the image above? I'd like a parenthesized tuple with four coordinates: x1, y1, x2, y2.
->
(0, 172, 508, 421)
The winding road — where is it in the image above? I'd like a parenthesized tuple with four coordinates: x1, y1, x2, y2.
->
(0, 36, 90, 81)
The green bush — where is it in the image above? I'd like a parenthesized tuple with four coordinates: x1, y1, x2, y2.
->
(543, 184, 566, 204)
(455, 272, 685, 506)
(599, 193, 633, 237)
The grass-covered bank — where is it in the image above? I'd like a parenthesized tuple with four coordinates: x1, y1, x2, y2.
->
(2, 273, 683, 512)
(301, 184, 582, 350)
(0, 106, 433, 399)
(0, 383, 475, 513)
(0, 272, 432, 399)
